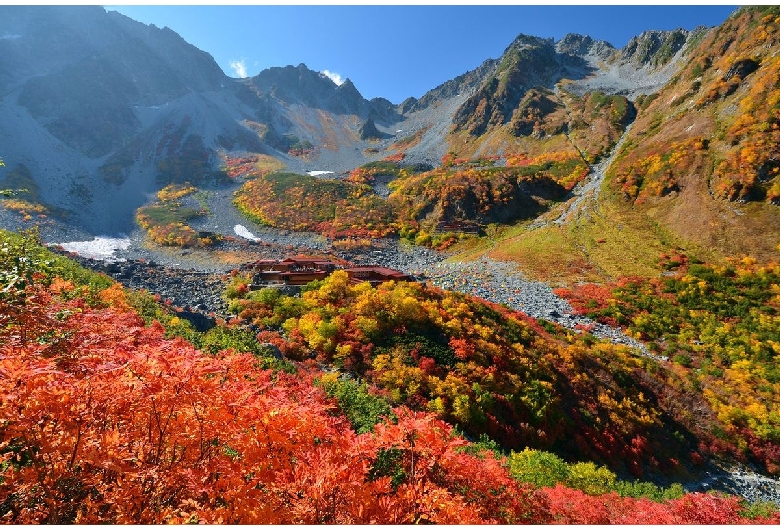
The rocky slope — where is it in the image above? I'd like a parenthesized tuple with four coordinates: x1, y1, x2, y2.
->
(3, 7, 780, 275)
(0, 5, 739, 243)
(0, 7, 401, 235)
(600, 6, 780, 262)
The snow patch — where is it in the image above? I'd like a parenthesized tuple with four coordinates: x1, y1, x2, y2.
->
(307, 170, 333, 176)
(56, 236, 131, 261)
(234, 224, 260, 242)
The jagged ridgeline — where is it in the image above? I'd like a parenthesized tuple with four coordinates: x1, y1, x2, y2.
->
(0, 4, 778, 265)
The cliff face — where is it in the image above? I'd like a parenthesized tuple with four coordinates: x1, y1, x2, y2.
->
(0, 7, 396, 233)
(5, 6, 227, 158)
(445, 28, 705, 141)
(451, 35, 564, 136)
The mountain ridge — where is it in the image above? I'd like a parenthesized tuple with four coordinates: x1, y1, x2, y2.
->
(5, 7, 780, 516)
(1, 5, 778, 273)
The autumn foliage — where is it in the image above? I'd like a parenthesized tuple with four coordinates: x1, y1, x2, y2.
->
(135, 183, 219, 248)
(220, 153, 285, 179)
(2, 229, 780, 523)
(710, 49, 780, 202)
(556, 255, 780, 473)
(612, 139, 705, 203)
(388, 126, 431, 152)
(388, 154, 587, 242)
(229, 271, 702, 473)
(345, 160, 407, 186)
(610, 7, 780, 207)
(233, 153, 589, 247)
(234, 172, 396, 238)
(0, 239, 546, 523)
(0, 163, 57, 222)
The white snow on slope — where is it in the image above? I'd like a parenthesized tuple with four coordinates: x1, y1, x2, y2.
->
(234, 224, 260, 242)
(56, 236, 131, 260)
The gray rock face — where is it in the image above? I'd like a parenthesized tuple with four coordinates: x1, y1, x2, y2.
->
(444, 26, 708, 138)
(450, 34, 565, 136)
(359, 117, 384, 140)
(561, 27, 711, 100)
(248, 64, 399, 122)
(407, 58, 499, 113)
(619, 29, 690, 67)
(555, 33, 615, 59)
(6, 6, 227, 155)
(251, 64, 347, 110)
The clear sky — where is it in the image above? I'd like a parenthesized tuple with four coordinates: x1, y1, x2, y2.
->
(105, 4, 737, 104)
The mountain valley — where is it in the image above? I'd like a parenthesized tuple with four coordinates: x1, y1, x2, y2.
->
(2, 5, 780, 524)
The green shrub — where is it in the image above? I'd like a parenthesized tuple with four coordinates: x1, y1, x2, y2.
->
(249, 287, 282, 306)
(224, 273, 252, 300)
(615, 480, 685, 501)
(200, 323, 296, 373)
(200, 325, 264, 356)
(507, 448, 685, 500)
(564, 461, 619, 495)
(318, 375, 394, 434)
(455, 432, 503, 459)
(0, 228, 113, 301)
(369, 448, 407, 490)
(507, 448, 569, 488)
(740, 500, 780, 520)
(673, 353, 692, 367)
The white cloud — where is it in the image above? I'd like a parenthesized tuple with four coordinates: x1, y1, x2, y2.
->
(0, 33, 22, 40)
(321, 69, 344, 86)
(230, 59, 248, 78)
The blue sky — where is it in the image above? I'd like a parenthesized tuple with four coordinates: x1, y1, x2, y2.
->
(106, 4, 737, 104)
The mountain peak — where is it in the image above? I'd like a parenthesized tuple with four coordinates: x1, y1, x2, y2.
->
(504, 34, 554, 54)
(338, 78, 357, 90)
(619, 28, 690, 67)
(556, 33, 615, 57)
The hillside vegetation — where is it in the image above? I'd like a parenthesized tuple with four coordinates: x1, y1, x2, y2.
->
(556, 254, 780, 474)
(5, 5, 780, 524)
(3, 229, 780, 523)
(436, 7, 780, 281)
(233, 153, 588, 248)
(135, 183, 220, 247)
(600, 6, 780, 264)
(234, 171, 395, 239)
